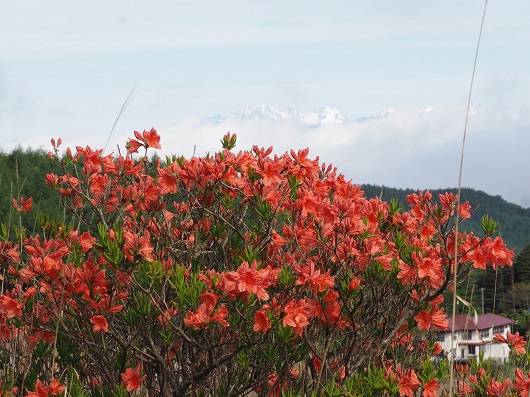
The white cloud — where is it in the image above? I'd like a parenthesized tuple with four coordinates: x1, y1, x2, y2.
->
(3, 101, 528, 208)
(147, 103, 530, 207)
(1, 1, 529, 208)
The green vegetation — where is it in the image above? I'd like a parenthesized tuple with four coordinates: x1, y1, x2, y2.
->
(0, 147, 67, 237)
(361, 184, 530, 251)
(0, 141, 528, 395)
(1, 150, 529, 250)
(478, 242, 530, 330)
(361, 185, 530, 322)
(2, 148, 529, 321)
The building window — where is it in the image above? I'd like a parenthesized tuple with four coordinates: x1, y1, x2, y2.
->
(436, 333, 445, 342)
(480, 329, 490, 339)
(462, 331, 473, 340)
(468, 345, 476, 355)
(493, 326, 505, 334)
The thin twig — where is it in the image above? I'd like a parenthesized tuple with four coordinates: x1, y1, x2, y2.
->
(104, 84, 137, 154)
(449, 1, 488, 395)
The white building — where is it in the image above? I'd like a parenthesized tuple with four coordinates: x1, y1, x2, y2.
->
(435, 313, 514, 363)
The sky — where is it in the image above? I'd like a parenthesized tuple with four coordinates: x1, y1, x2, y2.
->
(1, 1, 530, 207)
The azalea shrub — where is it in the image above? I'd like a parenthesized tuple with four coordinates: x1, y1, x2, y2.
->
(0, 130, 522, 396)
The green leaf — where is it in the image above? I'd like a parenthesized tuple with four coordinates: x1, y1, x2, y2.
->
(236, 350, 249, 368)
(110, 384, 128, 397)
(275, 325, 296, 342)
(389, 198, 401, 215)
(168, 267, 204, 310)
(278, 267, 296, 287)
(134, 291, 152, 317)
(239, 245, 260, 264)
(159, 328, 174, 345)
(0, 223, 8, 241)
(148, 260, 164, 283)
(481, 214, 498, 235)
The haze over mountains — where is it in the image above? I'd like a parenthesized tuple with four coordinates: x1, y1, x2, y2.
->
(205, 105, 349, 126)
(202, 105, 396, 126)
(156, 103, 530, 209)
(198, 104, 484, 127)
(2, 103, 528, 209)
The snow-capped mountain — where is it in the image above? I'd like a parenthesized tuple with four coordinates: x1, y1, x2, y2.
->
(200, 105, 403, 127)
(233, 105, 348, 126)
(353, 109, 395, 123)
(235, 105, 292, 122)
(308, 107, 348, 125)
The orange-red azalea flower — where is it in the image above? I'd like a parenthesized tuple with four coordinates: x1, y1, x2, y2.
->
(90, 315, 109, 332)
(121, 364, 146, 391)
(422, 378, 439, 397)
(414, 307, 448, 330)
(398, 367, 421, 397)
(495, 331, 526, 354)
(253, 309, 271, 333)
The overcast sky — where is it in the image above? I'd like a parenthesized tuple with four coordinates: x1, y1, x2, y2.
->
(1, 1, 529, 207)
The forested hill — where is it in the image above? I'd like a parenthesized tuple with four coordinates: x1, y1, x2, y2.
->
(0, 148, 528, 251)
(0, 147, 65, 236)
(361, 184, 530, 251)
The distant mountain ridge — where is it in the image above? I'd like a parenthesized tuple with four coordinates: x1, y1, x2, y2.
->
(201, 105, 483, 126)
(203, 105, 370, 126)
(235, 105, 349, 125)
